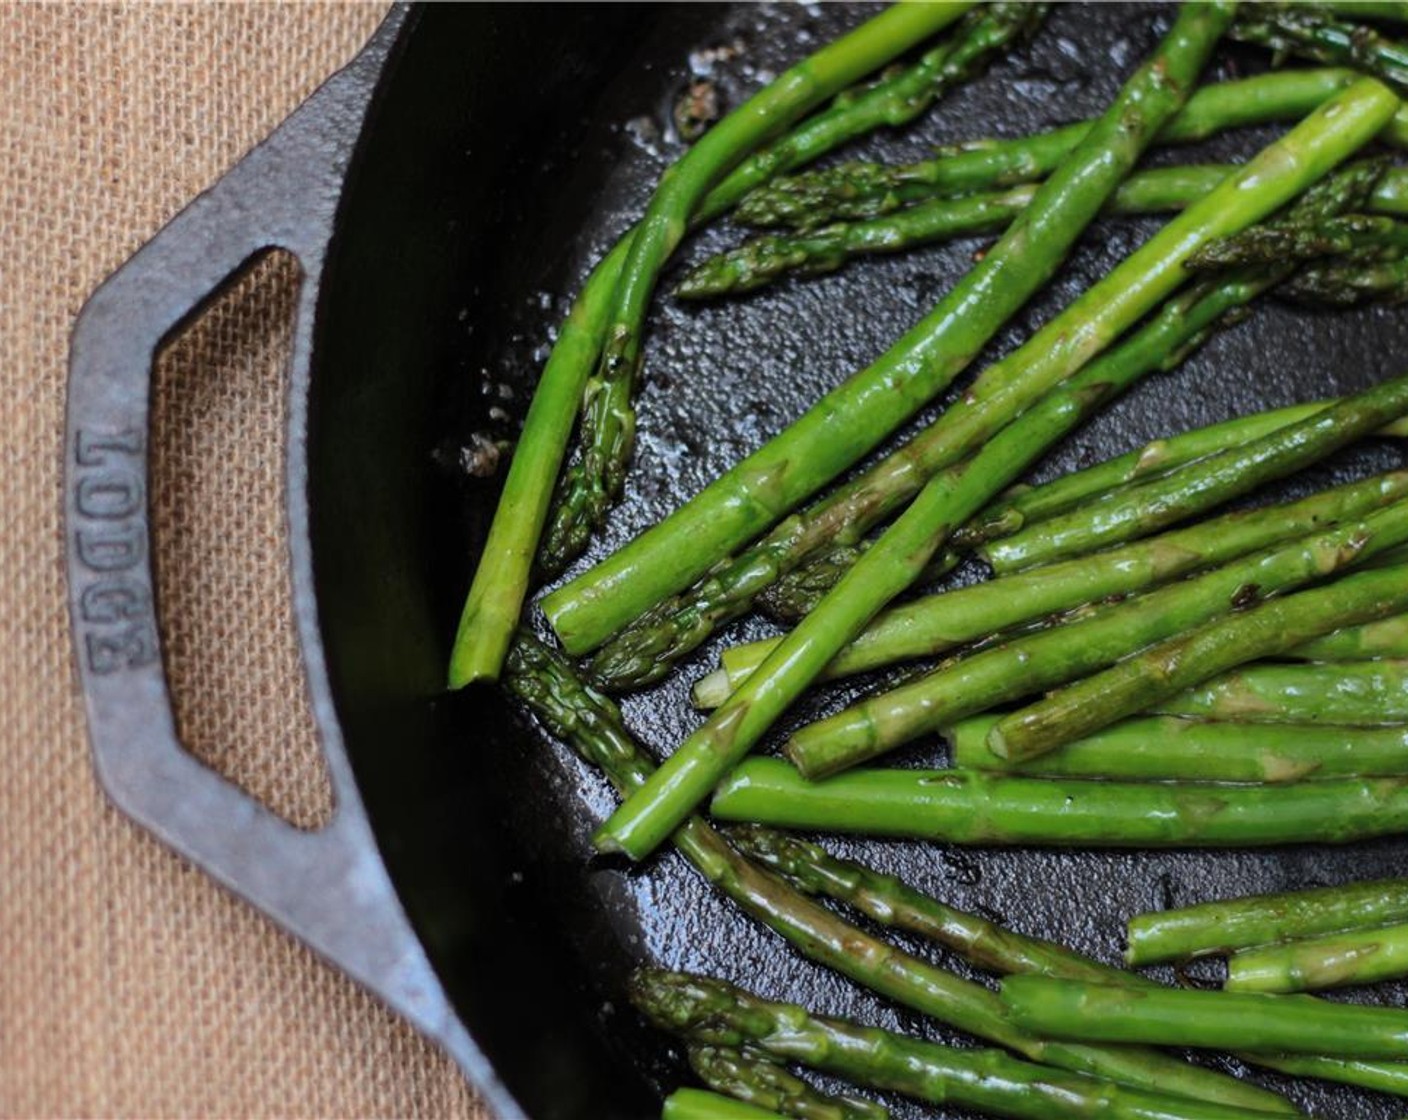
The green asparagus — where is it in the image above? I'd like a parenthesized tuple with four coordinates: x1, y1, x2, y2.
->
(980, 372, 1408, 575)
(592, 153, 1394, 692)
(636, 971, 1278, 1120)
(1228, 921, 1408, 993)
(688, 1045, 888, 1120)
(951, 713, 1408, 782)
(1127, 878, 1408, 965)
(546, 3, 977, 567)
(664, 1088, 788, 1120)
(728, 825, 1406, 1097)
(1283, 252, 1408, 305)
(988, 562, 1408, 762)
(504, 635, 1279, 1108)
(963, 400, 1408, 549)
(543, 5, 1247, 658)
(692, 470, 1408, 703)
(1232, 4, 1408, 95)
(786, 503, 1408, 778)
(737, 68, 1408, 228)
(712, 757, 1408, 847)
(1153, 659, 1408, 725)
(448, 2, 981, 685)
(1293, 611, 1408, 658)
(679, 166, 1235, 299)
(1001, 975, 1408, 1059)
(1191, 212, 1408, 269)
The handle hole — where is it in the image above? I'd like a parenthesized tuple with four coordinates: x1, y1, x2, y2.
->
(150, 247, 334, 831)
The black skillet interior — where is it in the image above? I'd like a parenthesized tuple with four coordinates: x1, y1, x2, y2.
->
(310, 5, 1408, 1117)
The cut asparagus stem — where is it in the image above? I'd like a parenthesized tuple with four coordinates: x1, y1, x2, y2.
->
(542, 5, 1246, 659)
(1293, 611, 1408, 659)
(503, 635, 1280, 1109)
(1228, 921, 1408, 994)
(692, 470, 1408, 703)
(729, 825, 1407, 1097)
(711, 758, 1408, 848)
(448, 2, 986, 684)
(737, 69, 1408, 228)
(981, 371, 1408, 575)
(679, 166, 1234, 298)
(1127, 878, 1408, 966)
(664, 1088, 789, 1120)
(950, 713, 1408, 783)
(1283, 253, 1408, 305)
(989, 562, 1408, 762)
(1231, 4, 1408, 95)
(1153, 659, 1408, 725)
(635, 971, 1280, 1120)
(544, 3, 978, 568)
(688, 1045, 889, 1120)
(1191, 212, 1408, 269)
(1000, 976, 1408, 1059)
(786, 502, 1408, 779)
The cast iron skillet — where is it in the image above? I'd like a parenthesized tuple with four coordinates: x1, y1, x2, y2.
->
(66, 5, 1408, 1118)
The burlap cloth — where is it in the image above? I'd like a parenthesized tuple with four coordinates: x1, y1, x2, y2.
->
(1, 6, 487, 1116)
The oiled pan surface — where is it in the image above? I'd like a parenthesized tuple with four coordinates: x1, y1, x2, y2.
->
(313, 5, 1408, 1116)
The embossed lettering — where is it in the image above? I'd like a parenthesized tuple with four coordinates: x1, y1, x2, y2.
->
(86, 623, 158, 673)
(76, 428, 143, 466)
(77, 470, 143, 519)
(76, 524, 145, 572)
(81, 579, 150, 624)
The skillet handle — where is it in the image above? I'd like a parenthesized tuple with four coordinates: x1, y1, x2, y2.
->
(63, 4, 477, 1068)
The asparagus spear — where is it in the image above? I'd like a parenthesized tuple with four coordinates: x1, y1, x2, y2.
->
(964, 401, 1408, 549)
(447, 3, 982, 685)
(1228, 921, 1408, 994)
(988, 562, 1408, 762)
(688, 1046, 888, 1120)
(710, 757, 1408, 848)
(1282, 252, 1408, 305)
(691, 470, 1408, 703)
(664, 1088, 788, 1120)
(1293, 611, 1408, 658)
(785, 503, 1408, 779)
(980, 372, 1408, 575)
(1191, 212, 1408, 269)
(1231, 4, 1408, 95)
(737, 68, 1408, 228)
(951, 713, 1408, 783)
(504, 635, 1280, 1108)
(1129, 878, 1408, 966)
(1153, 659, 1408, 725)
(544, 3, 980, 570)
(635, 971, 1279, 1120)
(542, 5, 1246, 659)
(679, 166, 1233, 299)
(1001, 976, 1408, 1059)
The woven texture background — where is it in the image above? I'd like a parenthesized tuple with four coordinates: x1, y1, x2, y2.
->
(1, 6, 486, 1116)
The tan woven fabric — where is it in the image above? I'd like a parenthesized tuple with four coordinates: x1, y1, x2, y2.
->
(1, 6, 485, 1116)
